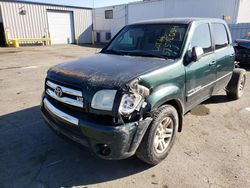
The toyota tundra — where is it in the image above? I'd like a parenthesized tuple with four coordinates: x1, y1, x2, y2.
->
(41, 18, 246, 165)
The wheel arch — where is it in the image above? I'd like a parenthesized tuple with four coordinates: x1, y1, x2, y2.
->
(145, 85, 185, 132)
(162, 99, 184, 132)
(149, 98, 184, 132)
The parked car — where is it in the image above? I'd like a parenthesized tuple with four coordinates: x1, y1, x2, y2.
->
(41, 18, 246, 165)
(235, 32, 250, 64)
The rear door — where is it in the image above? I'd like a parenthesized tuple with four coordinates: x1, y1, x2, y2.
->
(185, 23, 216, 109)
(211, 23, 235, 93)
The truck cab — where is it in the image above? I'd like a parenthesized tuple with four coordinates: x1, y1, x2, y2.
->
(41, 18, 246, 165)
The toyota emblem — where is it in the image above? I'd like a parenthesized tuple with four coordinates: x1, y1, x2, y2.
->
(55, 87, 63, 97)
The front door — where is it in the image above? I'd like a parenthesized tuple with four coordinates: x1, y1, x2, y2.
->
(185, 23, 216, 110)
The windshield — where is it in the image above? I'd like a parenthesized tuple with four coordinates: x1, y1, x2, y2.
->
(102, 24, 188, 59)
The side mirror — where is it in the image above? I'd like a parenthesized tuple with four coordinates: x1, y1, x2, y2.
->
(191, 47, 204, 61)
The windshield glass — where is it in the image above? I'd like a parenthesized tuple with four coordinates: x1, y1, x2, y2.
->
(103, 24, 188, 59)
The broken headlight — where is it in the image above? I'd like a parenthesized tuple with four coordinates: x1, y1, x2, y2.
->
(119, 80, 150, 116)
(119, 93, 142, 116)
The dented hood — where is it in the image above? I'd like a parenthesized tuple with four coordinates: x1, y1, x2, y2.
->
(47, 53, 168, 88)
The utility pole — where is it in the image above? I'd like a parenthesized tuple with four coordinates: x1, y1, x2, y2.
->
(92, 0, 95, 45)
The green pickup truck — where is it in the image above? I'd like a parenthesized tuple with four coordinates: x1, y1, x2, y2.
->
(41, 18, 246, 165)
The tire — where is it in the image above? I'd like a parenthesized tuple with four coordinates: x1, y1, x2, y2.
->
(226, 68, 246, 100)
(136, 105, 178, 165)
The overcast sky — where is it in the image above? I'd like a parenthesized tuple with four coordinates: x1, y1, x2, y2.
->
(20, 0, 141, 8)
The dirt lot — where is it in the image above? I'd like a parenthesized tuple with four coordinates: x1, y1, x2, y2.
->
(0, 45, 250, 188)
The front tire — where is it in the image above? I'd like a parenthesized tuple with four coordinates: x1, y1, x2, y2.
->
(226, 68, 246, 100)
(136, 105, 178, 165)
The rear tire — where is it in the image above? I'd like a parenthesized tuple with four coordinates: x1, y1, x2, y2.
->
(136, 105, 178, 165)
(226, 68, 246, 100)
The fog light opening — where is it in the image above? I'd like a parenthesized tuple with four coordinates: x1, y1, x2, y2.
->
(98, 144, 111, 156)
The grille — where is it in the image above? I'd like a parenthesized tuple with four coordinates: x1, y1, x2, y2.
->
(45, 80, 85, 111)
(44, 79, 115, 126)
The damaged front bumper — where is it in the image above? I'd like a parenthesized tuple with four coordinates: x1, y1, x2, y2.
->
(41, 98, 152, 160)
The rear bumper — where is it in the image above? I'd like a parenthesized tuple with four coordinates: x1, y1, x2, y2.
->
(41, 98, 152, 160)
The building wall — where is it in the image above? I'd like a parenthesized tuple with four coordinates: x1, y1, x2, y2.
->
(169, 0, 238, 24)
(0, 1, 92, 43)
(94, 0, 250, 43)
(128, 0, 239, 24)
(128, 0, 166, 24)
(229, 23, 250, 41)
(237, 0, 250, 23)
(93, 4, 126, 43)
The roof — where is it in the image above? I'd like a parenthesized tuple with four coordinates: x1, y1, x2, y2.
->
(0, 0, 92, 10)
(130, 17, 226, 25)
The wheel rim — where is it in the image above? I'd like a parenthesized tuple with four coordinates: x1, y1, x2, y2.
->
(154, 117, 173, 154)
(238, 75, 246, 95)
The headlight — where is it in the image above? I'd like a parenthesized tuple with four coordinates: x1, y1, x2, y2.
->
(91, 90, 117, 111)
(119, 81, 150, 116)
(119, 93, 142, 116)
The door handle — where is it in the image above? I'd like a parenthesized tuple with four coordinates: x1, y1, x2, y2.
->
(209, 61, 216, 66)
(230, 53, 235, 57)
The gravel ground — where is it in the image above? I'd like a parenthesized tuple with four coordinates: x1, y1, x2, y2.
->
(0, 45, 249, 188)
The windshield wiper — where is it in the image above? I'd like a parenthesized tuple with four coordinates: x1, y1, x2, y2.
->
(127, 51, 168, 60)
(103, 50, 168, 59)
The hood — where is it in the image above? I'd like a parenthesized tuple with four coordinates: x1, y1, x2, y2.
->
(47, 53, 169, 88)
(235, 39, 250, 49)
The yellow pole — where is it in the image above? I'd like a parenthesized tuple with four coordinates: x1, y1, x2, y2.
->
(75, 32, 79, 45)
(5, 32, 10, 46)
(48, 32, 51, 45)
(13, 39, 19, 48)
(92, 31, 95, 45)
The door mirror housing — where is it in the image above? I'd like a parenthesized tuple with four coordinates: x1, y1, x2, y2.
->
(192, 47, 204, 61)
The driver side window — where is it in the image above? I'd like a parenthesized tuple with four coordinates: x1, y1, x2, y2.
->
(191, 24, 212, 54)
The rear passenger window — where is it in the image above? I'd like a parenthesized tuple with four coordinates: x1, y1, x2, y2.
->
(191, 24, 212, 53)
(212, 24, 229, 50)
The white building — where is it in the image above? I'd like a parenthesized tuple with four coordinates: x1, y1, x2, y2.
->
(93, 0, 250, 43)
(0, 0, 92, 46)
(93, 4, 127, 43)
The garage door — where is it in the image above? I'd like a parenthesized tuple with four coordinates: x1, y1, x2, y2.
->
(47, 11, 74, 44)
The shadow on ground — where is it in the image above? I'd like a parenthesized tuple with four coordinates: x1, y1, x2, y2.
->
(0, 107, 150, 188)
(203, 95, 233, 104)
